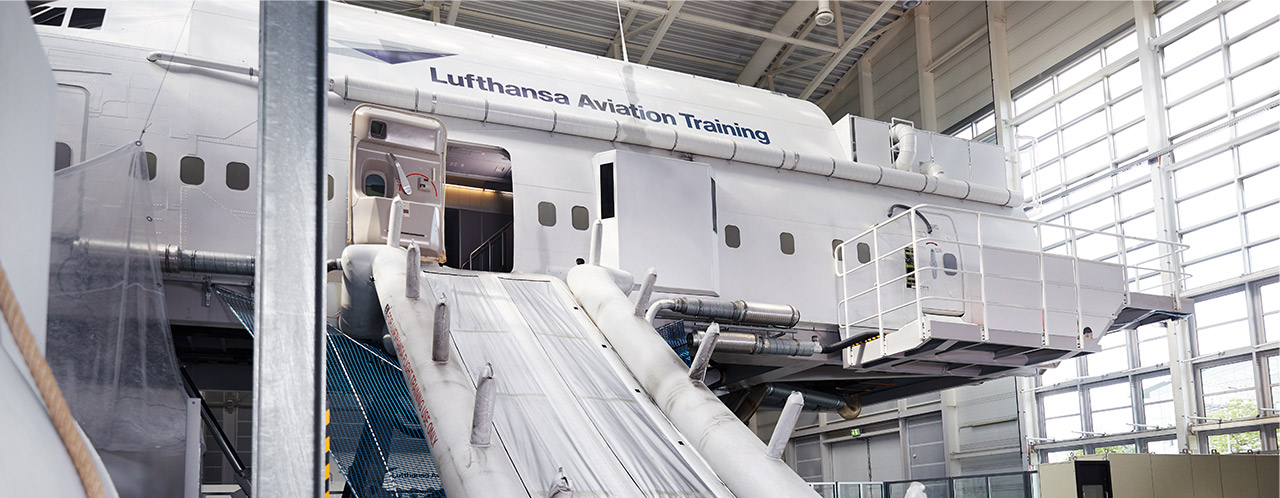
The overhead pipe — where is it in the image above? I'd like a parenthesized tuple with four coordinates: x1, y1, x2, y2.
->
(644, 297, 800, 327)
(889, 121, 917, 171)
(691, 330, 818, 357)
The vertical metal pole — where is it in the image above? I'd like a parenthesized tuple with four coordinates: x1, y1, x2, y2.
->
(1135, 0, 1196, 454)
(986, 0, 1020, 193)
(913, 5, 939, 132)
(253, 2, 327, 497)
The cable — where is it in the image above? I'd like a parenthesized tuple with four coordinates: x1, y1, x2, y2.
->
(887, 203, 933, 233)
(614, 0, 630, 63)
(139, 3, 196, 141)
(0, 263, 107, 498)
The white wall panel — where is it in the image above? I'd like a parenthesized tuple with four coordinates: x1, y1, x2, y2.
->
(871, 20, 922, 124)
(1006, 1, 1132, 89)
(930, 1, 995, 131)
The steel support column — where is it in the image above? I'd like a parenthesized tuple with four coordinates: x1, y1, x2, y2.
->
(986, 0, 1019, 192)
(1134, 0, 1195, 454)
(252, 1, 328, 496)
(913, 4, 938, 131)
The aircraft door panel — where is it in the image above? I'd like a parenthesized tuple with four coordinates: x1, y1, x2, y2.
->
(348, 105, 446, 261)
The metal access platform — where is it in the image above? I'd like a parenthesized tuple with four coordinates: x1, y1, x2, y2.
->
(834, 204, 1190, 379)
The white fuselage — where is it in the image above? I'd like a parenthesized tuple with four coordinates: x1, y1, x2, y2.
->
(34, 1, 1025, 327)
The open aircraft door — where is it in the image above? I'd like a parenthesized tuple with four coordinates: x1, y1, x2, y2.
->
(348, 105, 447, 261)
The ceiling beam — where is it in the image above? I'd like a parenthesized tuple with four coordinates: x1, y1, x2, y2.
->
(445, 0, 461, 25)
(760, 15, 820, 87)
(605, 6, 640, 59)
(638, 0, 685, 65)
(735, 1, 814, 85)
(767, 20, 900, 78)
(620, 0, 841, 54)
(799, 0, 894, 100)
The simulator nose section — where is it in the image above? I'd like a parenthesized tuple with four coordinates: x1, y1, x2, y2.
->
(349, 105, 447, 261)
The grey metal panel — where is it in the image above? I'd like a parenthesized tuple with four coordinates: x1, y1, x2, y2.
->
(868, 433, 904, 481)
(930, 1, 995, 131)
(906, 414, 946, 479)
(253, 1, 327, 497)
(830, 439, 872, 482)
(870, 21, 921, 123)
(1005, 0, 1132, 89)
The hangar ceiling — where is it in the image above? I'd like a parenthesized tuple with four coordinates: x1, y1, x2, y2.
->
(344, 1, 910, 110)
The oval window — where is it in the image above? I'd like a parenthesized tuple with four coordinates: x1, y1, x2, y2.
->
(943, 252, 958, 276)
(856, 242, 872, 264)
(364, 173, 386, 197)
(725, 225, 741, 248)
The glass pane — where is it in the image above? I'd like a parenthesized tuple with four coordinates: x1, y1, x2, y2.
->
(1063, 113, 1109, 151)
(1237, 130, 1277, 175)
(1093, 443, 1135, 454)
(1042, 359, 1078, 386)
(1168, 85, 1229, 136)
(1090, 382, 1132, 411)
(1249, 241, 1278, 275)
(1184, 252, 1244, 290)
(1113, 120, 1147, 158)
(1263, 282, 1278, 314)
(1045, 449, 1083, 463)
(1228, 22, 1279, 72)
(1163, 19, 1222, 69)
(1166, 51, 1225, 103)
(1142, 375, 1173, 402)
(1159, 0, 1213, 34)
(1087, 342, 1129, 376)
(1269, 355, 1279, 387)
(1145, 400, 1175, 428)
(1195, 291, 1248, 327)
(1046, 415, 1083, 440)
(1044, 390, 1082, 417)
(1201, 360, 1258, 418)
(1242, 167, 1279, 208)
(1207, 430, 1262, 454)
(1108, 62, 1142, 94)
(1065, 140, 1111, 181)
(1092, 408, 1134, 434)
(1016, 81, 1054, 115)
(1177, 184, 1236, 228)
(1181, 218, 1242, 262)
(1231, 59, 1279, 106)
(1060, 53, 1104, 89)
(1017, 110, 1057, 141)
(1224, 0, 1277, 38)
(1173, 151, 1234, 198)
(1140, 338, 1170, 366)
(1146, 439, 1178, 454)
(1061, 82, 1105, 123)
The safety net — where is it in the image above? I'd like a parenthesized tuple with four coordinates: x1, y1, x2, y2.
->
(215, 286, 446, 498)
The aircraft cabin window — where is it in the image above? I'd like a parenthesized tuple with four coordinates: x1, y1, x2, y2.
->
(364, 173, 386, 197)
(538, 202, 557, 227)
(725, 225, 741, 248)
(571, 206, 589, 231)
(327, 174, 335, 201)
(32, 7, 66, 26)
(180, 156, 205, 185)
(68, 8, 106, 29)
(832, 239, 843, 261)
(856, 242, 872, 264)
(943, 253, 958, 276)
(145, 152, 157, 180)
(226, 162, 250, 191)
(54, 142, 72, 171)
(780, 232, 795, 255)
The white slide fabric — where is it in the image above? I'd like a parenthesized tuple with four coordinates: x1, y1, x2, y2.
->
(419, 270, 732, 497)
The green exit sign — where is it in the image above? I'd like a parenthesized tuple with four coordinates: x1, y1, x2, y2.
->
(849, 428, 861, 437)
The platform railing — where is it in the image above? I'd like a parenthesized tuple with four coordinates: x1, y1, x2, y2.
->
(834, 204, 1187, 351)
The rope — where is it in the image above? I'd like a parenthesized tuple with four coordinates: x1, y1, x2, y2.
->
(0, 263, 107, 498)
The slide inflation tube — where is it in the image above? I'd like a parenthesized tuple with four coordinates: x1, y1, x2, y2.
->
(567, 264, 820, 498)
